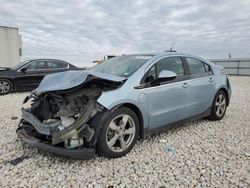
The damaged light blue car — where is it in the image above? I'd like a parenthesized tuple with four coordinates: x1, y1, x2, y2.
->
(17, 52, 231, 159)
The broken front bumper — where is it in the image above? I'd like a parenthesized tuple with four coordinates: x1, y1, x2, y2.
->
(17, 106, 97, 160)
(16, 126, 96, 160)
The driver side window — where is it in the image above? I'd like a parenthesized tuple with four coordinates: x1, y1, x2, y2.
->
(145, 65, 157, 83)
(144, 57, 184, 84)
(156, 57, 184, 77)
(25, 61, 47, 70)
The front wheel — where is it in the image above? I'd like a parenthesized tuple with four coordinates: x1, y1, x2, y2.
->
(0, 79, 13, 95)
(97, 107, 139, 158)
(209, 90, 227, 120)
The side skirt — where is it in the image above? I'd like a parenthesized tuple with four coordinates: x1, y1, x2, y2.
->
(143, 107, 211, 137)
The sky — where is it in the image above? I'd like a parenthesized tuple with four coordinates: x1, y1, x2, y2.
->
(0, 0, 250, 67)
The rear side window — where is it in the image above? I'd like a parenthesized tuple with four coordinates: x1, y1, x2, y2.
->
(47, 61, 68, 69)
(156, 57, 184, 76)
(186, 57, 210, 74)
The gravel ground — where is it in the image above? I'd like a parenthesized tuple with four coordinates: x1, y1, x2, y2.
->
(0, 76, 249, 188)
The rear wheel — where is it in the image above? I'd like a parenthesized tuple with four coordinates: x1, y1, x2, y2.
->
(0, 79, 13, 95)
(97, 107, 139, 158)
(209, 90, 227, 120)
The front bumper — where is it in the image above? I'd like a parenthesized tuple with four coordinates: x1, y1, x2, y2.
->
(16, 126, 96, 160)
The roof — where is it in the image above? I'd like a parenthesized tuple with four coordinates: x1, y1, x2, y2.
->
(23, 58, 69, 62)
(122, 51, 179, 57)
(0, 25, 18, 30)
(123, 51, 206, 59)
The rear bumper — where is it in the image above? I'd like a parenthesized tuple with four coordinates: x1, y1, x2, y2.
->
(226, 75, 232, 105)
(16, 127, 96, 160)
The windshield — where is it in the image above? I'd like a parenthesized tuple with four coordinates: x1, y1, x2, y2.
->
(90, 55, 152, 77)
(12, 60, 30, 70)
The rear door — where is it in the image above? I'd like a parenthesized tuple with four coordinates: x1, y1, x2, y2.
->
(46, 60, 69, 74)
(138, 56, 191, 129)
(184, 57, 216, 116)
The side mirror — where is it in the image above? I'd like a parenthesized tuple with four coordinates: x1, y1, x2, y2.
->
(158, 70, 177, 81)
(20, 67, 27, 73)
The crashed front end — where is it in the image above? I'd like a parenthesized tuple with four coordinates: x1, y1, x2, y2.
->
(16, 71, 125, 159)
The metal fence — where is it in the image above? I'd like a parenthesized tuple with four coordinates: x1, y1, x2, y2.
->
(210, 58, 250, 76)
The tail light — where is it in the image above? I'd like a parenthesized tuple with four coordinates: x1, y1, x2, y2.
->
(221, 68, 227, 75)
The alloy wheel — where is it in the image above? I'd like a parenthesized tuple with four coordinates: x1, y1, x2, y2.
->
(0, 80, 11, 94)
(106, 114, 136, 152)
(215, 94, 226, 117)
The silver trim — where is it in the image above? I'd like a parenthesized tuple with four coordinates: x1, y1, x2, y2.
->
(133, 75, 214, 91)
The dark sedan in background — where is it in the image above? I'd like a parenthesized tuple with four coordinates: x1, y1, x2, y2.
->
(0, 59, 82, 95)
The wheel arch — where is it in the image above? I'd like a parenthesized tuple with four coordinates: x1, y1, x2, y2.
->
(217, 87, 229, 106)
(118, 103, 144, 138)
(89, 102, 145, 147)
(0, 77, 15, 91)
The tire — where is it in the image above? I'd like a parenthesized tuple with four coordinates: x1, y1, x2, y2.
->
(97, 107, 139, 158)
(209, 90, 227, 121)
(0, 79, 13, 95)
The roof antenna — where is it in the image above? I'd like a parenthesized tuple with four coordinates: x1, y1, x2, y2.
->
(170, 42, 177, 52)
(166, 42, 176, 52)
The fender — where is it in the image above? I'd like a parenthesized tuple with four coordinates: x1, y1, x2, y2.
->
(88, 109, 113, 147)
(88, 101, 147, 147)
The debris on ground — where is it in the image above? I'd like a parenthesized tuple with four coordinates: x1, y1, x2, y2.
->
(159, 139, 167, 143)
(166, 145, 174, 155)
(9, 155, 29, 166)
(11, 116, 18, 120)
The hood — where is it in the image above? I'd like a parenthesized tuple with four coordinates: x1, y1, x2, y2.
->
(0, 67, 11, 71)
(33, 70, 126, 95)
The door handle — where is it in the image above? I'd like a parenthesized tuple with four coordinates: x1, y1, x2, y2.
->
(182, 82, 189, 88)
(209, 77, 214, 82)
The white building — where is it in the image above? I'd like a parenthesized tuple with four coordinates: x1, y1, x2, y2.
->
(0, 26, 22, 67)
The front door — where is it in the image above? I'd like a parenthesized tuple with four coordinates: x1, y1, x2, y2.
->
(14, 60, 48, 90)
(139, 56, 191, 129)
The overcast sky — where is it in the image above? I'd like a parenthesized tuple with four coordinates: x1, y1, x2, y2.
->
(0, 0, 250, 67)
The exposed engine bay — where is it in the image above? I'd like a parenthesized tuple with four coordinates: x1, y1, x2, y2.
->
(18, 76, 123, 151)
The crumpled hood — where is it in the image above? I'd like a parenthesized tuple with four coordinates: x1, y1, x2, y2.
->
(33, 70, 126, 95)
